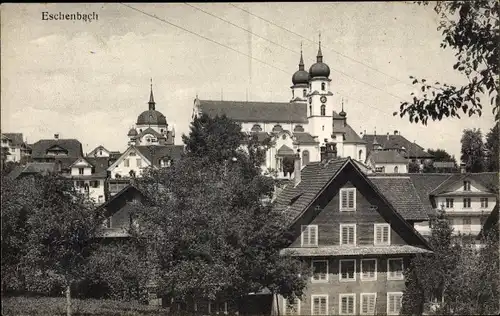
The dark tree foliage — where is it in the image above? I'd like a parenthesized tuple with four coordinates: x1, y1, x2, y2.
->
(427, 148, 456, 163)
(485, 122, 499, 171)
(396, 1, 499, 124)
(460, 128, 486, 172)
(132, 115, 309, 307)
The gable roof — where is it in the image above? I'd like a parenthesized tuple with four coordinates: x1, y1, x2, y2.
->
(96, 184, 146, 216)
(362, 134, 432, 158)
(275, 158, 431, 249)
(332, 114, 366, 144)
(368, 150, 408, 164)
(2, 133, 24, 146)
(87, 145, 110, 156)
(407, 173, 450, 212)
(7, 162, 57, 179)
(107, 146, 152, 171)
(196, 99, 308, 124)
(368, 175, 428, 221)
(69, 157, 92, 168)
(137, 127, 166, 140)
(135, 145, 184, 167)
(429, 172, 499, 196)
(31, 139, 83, 159)
(293, 132, 319, 145)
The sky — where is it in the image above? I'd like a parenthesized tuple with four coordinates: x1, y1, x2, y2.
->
(1, 2, 495, 161)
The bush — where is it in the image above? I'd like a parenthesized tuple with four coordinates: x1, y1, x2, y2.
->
(1, 296, 168, 315)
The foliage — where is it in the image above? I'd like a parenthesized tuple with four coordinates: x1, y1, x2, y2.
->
(87, 239, 152, 302)
(1, 296, 167, 316)
(485, 122, 499, 171)
(408, 161, 421, 173)
(460, 128, 486, 172)
(427, 148, 456, 163)
(1, 161, 20, 177)
(1, 176, 40, 294)
(133, 115, 309, 306)
(18, 174, 104, 315)
(396, 1, 499, 124)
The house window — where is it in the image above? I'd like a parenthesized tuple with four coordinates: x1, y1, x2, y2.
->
(283, 298, 300, 315)
(358, 150, 363, 161)
(321, 82, 326, 91)
(311, 295, 328, 315)
(445, 198, 454, 208)
(394, 166, 398, 173)
(99, 150, 103, 156)
(387, 293, 403, 315)
(463, 198, 471, 208)
(339, 259, 356, 281)
(339, 294, 356, 315)
(360, 259, 377, 281)
(124, 159, 129, 167)
(387, 258, 404, 280)
(302, 150, 310, 166)
(340, 224, 356, 245)
(480, 198, 488, 208)
(137, 159, 142, 168)
(78, 168, 84, 175)
(309, 105, 312, 116)
(320, 104, 326, 116)
(91, 180, 100, 188)
(360, 293, 377, 315)
(340, 188, 356, 211)
(311, 260, 328, 282)
(98, 195, 104, 203)
(301, 225, 318, 247)
(375, 167, 385, 173)
(463, 181, 471, 191)
(374, 224, 390, 245)
(303, 89, 307, 97)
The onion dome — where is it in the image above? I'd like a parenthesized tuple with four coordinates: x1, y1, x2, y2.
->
(309, 35, 330, 78)
(339, 99, 347, 117)
(136, 79, 168, 126)
(292, 47, 309, 85)
(128, 128, 138, 137)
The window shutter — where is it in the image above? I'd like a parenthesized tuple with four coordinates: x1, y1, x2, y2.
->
(375, 226, 382, 244)
(341, 190, 348, 208)
(348, 190, 354, 208)
(310, 226, 317, 246)
(348, 226, 354, 244)
(383, 226, 389, 243)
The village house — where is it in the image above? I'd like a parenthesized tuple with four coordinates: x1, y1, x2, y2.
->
(1, 132, 31, 163)
(272, 146, 432, 315)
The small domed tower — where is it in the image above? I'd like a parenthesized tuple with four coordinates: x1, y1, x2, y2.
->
(290, 44, 309, 103)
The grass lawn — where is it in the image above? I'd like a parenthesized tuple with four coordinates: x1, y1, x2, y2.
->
(1, 296, 169, 316)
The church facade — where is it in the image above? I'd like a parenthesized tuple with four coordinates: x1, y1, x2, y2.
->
(192, 42, 367, 179)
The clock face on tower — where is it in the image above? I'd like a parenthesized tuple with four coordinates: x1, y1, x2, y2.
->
(320, 96, 327, 103)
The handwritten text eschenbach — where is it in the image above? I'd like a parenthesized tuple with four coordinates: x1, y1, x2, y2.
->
(42, 12, 98, 22)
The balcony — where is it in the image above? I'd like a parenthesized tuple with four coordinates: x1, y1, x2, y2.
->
(108, 178, 133, 197)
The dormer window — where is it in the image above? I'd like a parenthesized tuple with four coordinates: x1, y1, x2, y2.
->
(78, 168, 84, 175)
(463, 181, 471, 191)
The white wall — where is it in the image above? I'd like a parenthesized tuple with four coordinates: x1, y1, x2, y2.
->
(111, 154, 149, 179)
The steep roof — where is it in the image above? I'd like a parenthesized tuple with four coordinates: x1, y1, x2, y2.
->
(86, 157, 112, 177)
(332, 113, 366, 144)
(197, 99, 308, 124)
(7, 162, 57, 179)
(362, 134, 432, 158)
(2, 133, 24, 146)
(429, 172, 499, 196)
(293, 132, 319, 144)
(368, 150, 408, 164)
(31, 139, 83, 159)
(135, 145, 184, 167)
(368, 176, 428, 221)
(407, 173, 450, 211)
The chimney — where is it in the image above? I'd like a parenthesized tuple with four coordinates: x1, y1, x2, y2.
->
(293, 153, 301, 186)
(326, 142, 337, 160)
(54, 133, 59, 140)
(387, 132, 390, 141)
(394, 130, 398, 135)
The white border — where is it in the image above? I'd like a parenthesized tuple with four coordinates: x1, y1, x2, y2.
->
(386, 292, 403, 315)
(360, 293, 377, 315)
(373, 223, 391, 245)
(311, 294, 328, 315)
(340, 224, 357, 246)
(360, 259, 377, 281)
(339, 188, 356, 211)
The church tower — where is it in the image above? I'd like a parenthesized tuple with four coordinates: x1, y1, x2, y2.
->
(307, 34, 334, 147)
(290, 44, 309, 103)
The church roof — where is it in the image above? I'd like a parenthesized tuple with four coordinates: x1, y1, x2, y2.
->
(293, 132, 318, 144)
(137, 127, 166, 140)
(331, 112, 366, 144)
(197, 99, 308, 124)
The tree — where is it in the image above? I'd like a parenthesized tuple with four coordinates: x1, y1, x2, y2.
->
(409, 161, 421, 173)
(395, 1, 499, 124)
(402, 208, 462, 314)
(427, 148, 456, 163)
(132, 115, 308, 310)
(21, 174, 104, 316)
(461, 128, 486, 172)
(485, 123, 499, 171)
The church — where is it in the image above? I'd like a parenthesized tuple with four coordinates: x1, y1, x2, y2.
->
(192, 41, 368, 178)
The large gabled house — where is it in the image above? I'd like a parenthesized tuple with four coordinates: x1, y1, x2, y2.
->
(273, 151, 432, 316)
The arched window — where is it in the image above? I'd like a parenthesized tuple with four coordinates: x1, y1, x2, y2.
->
(394, 166, 399, 173)
(292, 90, 295, 98)
(358, 150, 363, 161)
(321, 82, 326, 91)
(309, 105, 312, 116)
(303, 89, 307, 97)
(321, 104, 326, 116)
(302, 150, 310, 166)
